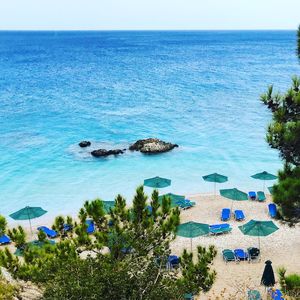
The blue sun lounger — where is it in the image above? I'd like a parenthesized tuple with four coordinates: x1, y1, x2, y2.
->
(248, 191, 257, 200)
(234, 248, 248, 261)
(168, 255, 180, 268)
(268, 203, 277, 218)
(234, 210, 245, 221)
(221, 208, 231, 221)
(37, 226, 58, 238)
(268, 288, 285, 300)
(86, 220, 95, 234)
(257, 191, 266, 202)
(0, 235, 11, 245)
(209, 223, 232, 235)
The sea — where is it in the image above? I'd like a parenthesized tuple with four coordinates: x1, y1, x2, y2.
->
(0, 30, 299, 220)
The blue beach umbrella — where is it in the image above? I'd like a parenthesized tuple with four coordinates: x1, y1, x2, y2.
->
(144, 176, 171, 189)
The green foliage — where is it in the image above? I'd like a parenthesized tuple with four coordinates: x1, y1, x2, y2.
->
(0, 187, 217, 299)
(272, 165, 300, 223)
(278, 266, 300, 297)
(0, 277, 17, 300)
(179, 245, 217, 295)
(7, 226, 26, 249)
(0, 216, 7, 235)
(37, 230, 47, 242)
(261, 72, 300, 223)
(260, 77, 300, 166)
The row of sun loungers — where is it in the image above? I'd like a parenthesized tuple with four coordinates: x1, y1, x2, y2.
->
(37, 220, 95, 239)
(248, 191, 266, 202)
(222, 247, 260, 263)
(247, 287, 284, 299)
(221, 203, 277, 222)
(221, 208, 245, 221)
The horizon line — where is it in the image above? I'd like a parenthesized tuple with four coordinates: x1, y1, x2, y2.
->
(0, 28, 296, 32)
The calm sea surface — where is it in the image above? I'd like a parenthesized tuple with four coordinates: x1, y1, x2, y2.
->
(0, 31, 299, 219)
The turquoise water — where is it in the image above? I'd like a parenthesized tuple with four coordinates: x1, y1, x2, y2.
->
(0, 31, 299, 218)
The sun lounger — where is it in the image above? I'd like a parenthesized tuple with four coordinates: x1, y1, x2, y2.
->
(63, 224, 72, 232)
(168, 255, 180, 268)
(0, 235, 11, 245)
(178, 199, 195, 210)
(209, 223, 232, 235)
(257, 191, 266, 202)
(221, 208, 231, 221)
(248, 191, 257, 200)
(234, 210, 245, 221)
(247, 247, 260, 262)
(234, 249, 248, 261)
(183, 293, 194, 300)
(222, 249, 236, 263)
(86, 220, 95, 234)
(268, 203, 277, 218)
(248, 289, 262, 300)
(37, 226, 58, 238)
(268, 288, 285, 300)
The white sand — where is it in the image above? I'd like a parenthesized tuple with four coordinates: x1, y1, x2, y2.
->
(170, 193, 300, 299)
(3, 193, 299, 299)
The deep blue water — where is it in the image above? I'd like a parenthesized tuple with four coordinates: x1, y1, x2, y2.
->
(0, 31, 299, 219)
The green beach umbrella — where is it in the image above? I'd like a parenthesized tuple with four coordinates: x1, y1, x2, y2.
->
(238, 220, 279, 251)
(158, 193, 185, 207)
(220, 188, 248, 210)
(144, 176, 171, 189)
(203, 173, 228, 199)
(102, 201, 115, 214)
(10, 206, 47, 236)
(176, 221, 210, 251)
(251, 171, 278, 192)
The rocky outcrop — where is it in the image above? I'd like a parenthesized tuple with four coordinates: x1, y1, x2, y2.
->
(79, 141, 91, 148)
(91, 149, 125, 157)
(129, 138, 178, 154)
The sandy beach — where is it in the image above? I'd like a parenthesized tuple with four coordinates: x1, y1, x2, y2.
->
(171, 193, 300, 299)
(3, 193, 299, 299)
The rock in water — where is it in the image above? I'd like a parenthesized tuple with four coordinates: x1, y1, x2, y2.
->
(129, 138, 178, 154)
(91, 149, 124, 157)
(79, 141, 91, 147)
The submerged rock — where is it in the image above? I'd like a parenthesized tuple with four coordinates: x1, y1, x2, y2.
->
(91, 149, 124, 157)
(129, 138, 178, 154)
(79, 141, 91, 148)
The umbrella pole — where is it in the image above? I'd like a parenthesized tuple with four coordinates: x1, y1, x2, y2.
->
(214, 182, 216, 200)
(258, 236, 261, 261)
(190, 238, 192, 252)
(26, 207, 33, 239)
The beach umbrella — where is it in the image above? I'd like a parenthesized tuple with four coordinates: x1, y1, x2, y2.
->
(220, 188, 248, 210)
(202, 173, 228, 199)
(251, 171, 277, 192)
(9, 206, 47, 236)
(144, 176, 171, 189)
(176, 221, 210, 251)
(158, 193, 185, 207)
(102, 201, 115, 214)
(238, 220, 279, 251)
(261, 260, 275, 287)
